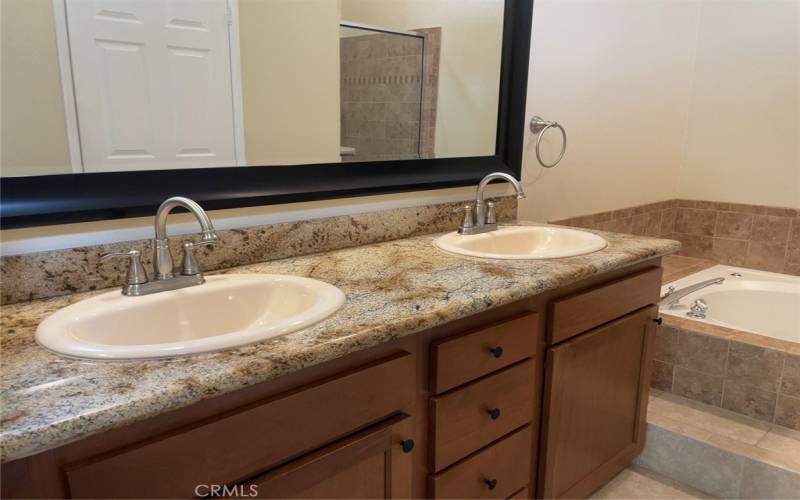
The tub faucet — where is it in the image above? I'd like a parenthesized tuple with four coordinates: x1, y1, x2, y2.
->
(456, 172, 526, 235)
(659, 277, 724, 308)
(101, 196, 219, 296)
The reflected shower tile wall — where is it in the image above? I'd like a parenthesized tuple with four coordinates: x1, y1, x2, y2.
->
(339, 28, 441, 162)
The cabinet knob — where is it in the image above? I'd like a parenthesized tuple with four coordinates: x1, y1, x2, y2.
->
(654, 317, 663, 325)
(400, 439, 415, 453)
(489, 346, 504, 358)
(485, 479, 498, 490)
(487, 408, 501, 420)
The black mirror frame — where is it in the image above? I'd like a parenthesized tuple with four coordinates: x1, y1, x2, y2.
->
(0, 0, 533, 229)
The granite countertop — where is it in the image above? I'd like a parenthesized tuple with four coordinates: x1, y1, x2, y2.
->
(0, 226, 680, 462)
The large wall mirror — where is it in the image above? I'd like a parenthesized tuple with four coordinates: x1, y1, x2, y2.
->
(1, 0, 532, 227)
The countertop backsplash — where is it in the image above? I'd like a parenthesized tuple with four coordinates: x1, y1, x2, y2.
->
(0, 197, 517, 305)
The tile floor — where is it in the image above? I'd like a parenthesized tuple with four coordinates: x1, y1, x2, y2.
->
(591, 467, 708, 499)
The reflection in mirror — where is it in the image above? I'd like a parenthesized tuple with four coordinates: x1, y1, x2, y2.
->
(0, 0, 504, 177)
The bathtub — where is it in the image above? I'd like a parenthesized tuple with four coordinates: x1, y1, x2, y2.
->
(660, 265, 800, 343)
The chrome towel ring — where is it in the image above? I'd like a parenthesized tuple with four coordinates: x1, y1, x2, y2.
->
(529, 116, 567, 168)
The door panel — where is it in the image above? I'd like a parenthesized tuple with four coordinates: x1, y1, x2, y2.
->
(539, 306, 657, 499)
(243, 414, 414, 499)
(66, 0, 237, 171)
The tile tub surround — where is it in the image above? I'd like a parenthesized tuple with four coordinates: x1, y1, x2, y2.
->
(550, 199, 800, 276)
(653, 316, 800, 431)
(0, 196, 516, 306)
(0, 228, 679, 462)
(671, 200, 799, 276)
(660, 255, 716, 284)
(636, 391, 800, 499)
(550, 200, 677, 239)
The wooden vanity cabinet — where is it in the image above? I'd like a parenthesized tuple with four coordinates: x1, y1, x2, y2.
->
(1, 259, 664, 500)
(240, 414, 414, 499)
(538, 267, 662, 499)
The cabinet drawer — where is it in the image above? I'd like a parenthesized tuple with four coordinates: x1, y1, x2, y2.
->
(430, 360, 535, 471)
(65, 351, 414, 499)
(429, 425, 532, 499)
(548, 266, 661, 344)
(509, 487, 530, 499)
(431, 312, 538, 394)
(240, 414, 413, 499)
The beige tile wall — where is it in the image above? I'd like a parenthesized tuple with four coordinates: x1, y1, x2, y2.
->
(551, 199, 800, 276)
(550, 200, 677, 238)
(653, 324, 800, 431)
(672, 200, 799, 275)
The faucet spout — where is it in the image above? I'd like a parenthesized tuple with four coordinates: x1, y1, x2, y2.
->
(475, 172, 525, 229)
(659, 277, 724, 308)
(153, 197, 218, 279)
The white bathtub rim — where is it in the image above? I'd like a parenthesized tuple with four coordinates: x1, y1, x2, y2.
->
(660, 265, 800, 344)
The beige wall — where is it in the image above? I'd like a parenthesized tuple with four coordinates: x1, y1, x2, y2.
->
(238, 0, 341, 165)
(1, 0, 71, 176)
(677, 0, 799, 209)
(519, 0, 698, 223)
(340, 0, 503, 158)
(519, 0, 799, 224)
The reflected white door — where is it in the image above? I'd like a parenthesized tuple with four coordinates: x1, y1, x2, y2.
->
(66, 0, 238, 172)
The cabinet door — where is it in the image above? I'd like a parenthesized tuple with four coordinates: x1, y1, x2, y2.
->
(539, 306, 656, 499)
(242, 414, 414, 499)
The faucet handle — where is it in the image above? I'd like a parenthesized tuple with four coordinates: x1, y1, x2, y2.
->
(454, 204, 475, 232)
(101, 249, 149, 285)
(485, 200, 497, 225)
(180, 240, 216, 276)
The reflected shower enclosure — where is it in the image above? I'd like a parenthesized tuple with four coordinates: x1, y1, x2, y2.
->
(339, 23, 440, 162)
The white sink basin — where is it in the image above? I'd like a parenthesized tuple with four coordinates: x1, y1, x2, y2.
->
(434, 225, 608, 260)
(36, 274, 345, 360)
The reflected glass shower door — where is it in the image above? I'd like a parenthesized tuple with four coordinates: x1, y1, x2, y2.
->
(339, 24, 424, 162)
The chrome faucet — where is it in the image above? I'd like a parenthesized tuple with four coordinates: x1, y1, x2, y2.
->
(659, 277, 724, 308)
(456, 172, 526, 235)
(153, 197, 218, 279)
(102, 196, 219, 296)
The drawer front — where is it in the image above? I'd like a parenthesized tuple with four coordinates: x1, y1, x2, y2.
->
(429, 425, 532, 499)
(430, 360, 535, 472)
(241, 414, 413, 499)
(548, 266, 662, 344)
(508, 487, 530, 499)
(65, 351, 415, 499)
(431, 312, 538, 394)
